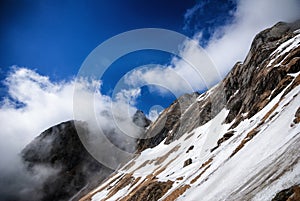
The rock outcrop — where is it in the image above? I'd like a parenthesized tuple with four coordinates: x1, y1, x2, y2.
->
(272, 184, 300, 201)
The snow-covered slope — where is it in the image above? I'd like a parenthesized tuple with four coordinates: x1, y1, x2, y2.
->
(80, 21, 300, 201)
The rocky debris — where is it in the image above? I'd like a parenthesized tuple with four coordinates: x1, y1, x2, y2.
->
(122, 180, 173, 201)
(163, 184, 191, 201)
(272, 185, 300, 201)
(211, 131, 235, 152)
(90, 173, 174, 201)
(21, 121, 113, 201)
(294, 107, 300, 124)
(190, 158, 213, 185)
(186, 145, 194, 153)
(183, 158, 192, 167)
(230, 128, 259, 157)
(104, 174, 135, 200)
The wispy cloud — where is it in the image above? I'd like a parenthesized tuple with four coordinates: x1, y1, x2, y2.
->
(123, 0, 300, 97)
(123, 38, 220, 97)
(199, 0, 300, 75)
(184, 0, 237, 46)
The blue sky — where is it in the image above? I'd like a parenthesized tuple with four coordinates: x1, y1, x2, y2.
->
(0, 0, 299, 123)
(0, 0, 239, 113)
(0, 1, 194, 77)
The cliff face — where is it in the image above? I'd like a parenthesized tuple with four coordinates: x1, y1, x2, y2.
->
(81, 21, 300, 201)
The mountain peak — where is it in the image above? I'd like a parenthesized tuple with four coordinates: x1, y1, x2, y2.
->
(21, 121, 113, 201)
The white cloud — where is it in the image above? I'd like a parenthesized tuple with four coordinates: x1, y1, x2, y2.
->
(123, 38, 220, 97)
(204, 0, 300, 75)
(124, 0, 299, 97)
(0, 67, 144, 155)
(124, 65, 194, 96)
(0, 67, 78, 198)
(115, 88, 141, 105)
(0, 67, 147, 197)
(147, 108, 162, 122)
(1, 67, 74, 163)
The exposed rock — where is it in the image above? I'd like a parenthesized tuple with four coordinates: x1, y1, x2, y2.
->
(211, 131, 235, 152)
(183, 158, 192, 167)
(224, 20, 300, 125)
(21, 121, 113, 201)
(137, 92, 200, 151)
(272, 185, 300, 201)
(186, 145, 194, 153)
(294, 107, 300, 124)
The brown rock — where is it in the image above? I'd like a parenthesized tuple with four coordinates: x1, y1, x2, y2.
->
(183, 158, 192, 167)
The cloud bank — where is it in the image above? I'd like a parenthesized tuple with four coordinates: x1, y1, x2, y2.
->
(0, 67, 145, 199)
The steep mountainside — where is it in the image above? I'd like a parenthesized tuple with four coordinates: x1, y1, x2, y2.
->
(80, 21, 300, 201)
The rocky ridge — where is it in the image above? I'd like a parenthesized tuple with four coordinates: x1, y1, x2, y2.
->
(80, 20, 300, 201)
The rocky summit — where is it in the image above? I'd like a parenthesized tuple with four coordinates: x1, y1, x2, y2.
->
(79, 21, 300, 201)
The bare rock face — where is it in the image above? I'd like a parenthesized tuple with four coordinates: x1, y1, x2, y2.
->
(137, 92, 200, 151)
(21, 121, 113, 201)
(224, 20, 300, 126)
(137, 20, 300, 152)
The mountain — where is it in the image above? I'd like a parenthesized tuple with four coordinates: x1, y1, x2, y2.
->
(20, 110, 151, 201)
(79, 20, 300, 201)
(21, 121, 113, 201)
